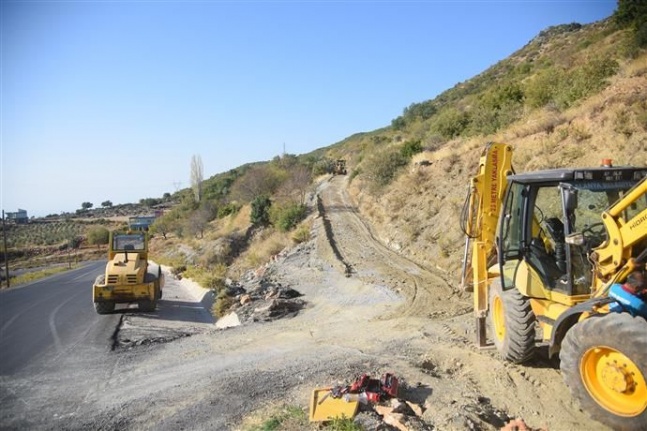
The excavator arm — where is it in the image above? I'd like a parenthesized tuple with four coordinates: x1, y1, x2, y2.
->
(459, 143, 514, 346)
(589, 176, 647, 288)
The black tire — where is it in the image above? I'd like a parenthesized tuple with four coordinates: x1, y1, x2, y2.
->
(149, 268, 163, 300)
(139, 273, 158, 311)
(138, 299, 156, 312)
(488, 280, 536, 363)
(560, 313, 647, 431)
(93, 274, 115, 314)
(94, 301, 115, 314)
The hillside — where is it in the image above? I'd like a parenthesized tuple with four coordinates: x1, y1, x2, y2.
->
(320, 15, 647, 285)
(7, 11, 646, 292)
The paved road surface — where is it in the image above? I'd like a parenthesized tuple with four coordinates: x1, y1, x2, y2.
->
(0, 261, 117, 376)
(1, 261, 216, 430)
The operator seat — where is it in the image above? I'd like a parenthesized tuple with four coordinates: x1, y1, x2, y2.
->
(527, 217, 567, 290)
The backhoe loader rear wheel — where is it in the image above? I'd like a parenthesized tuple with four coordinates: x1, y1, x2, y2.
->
(560, 313, 647, 431)
(488, 280, 536, 364)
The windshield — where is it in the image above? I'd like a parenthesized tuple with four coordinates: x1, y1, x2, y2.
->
(113, 234, 146, 251)
(571, 180, 646, 239)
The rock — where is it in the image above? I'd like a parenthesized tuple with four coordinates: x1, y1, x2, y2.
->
(240, 294, 252, 305)
(405, 401, 424, 417)
(226, 284, 246, 296)
(216, 312, 241, 329)
(375, 405, 393, 417)
(391, 399, 416, 416)
(383, 412, 409, 431)
(354, 411, 391, 431)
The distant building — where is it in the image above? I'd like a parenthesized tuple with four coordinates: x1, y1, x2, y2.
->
(128, 215, 157, 231)
(5, 209, 28, 224)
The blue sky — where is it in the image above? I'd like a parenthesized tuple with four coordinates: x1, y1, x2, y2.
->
(2, 1, 617, 217)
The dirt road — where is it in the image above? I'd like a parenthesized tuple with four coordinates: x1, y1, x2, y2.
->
(1, 176, 609, 430)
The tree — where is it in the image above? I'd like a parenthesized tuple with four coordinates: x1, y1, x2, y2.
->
(150, 215, 177, 240)
(101, 200, 113, 208)
(81, 202, 93, 210)
(87, 226, 110, 248)
(231, 165, 282, 202)
(183, 207, 212, 239)
(280, 165, 312, 205)
(140, 197, 161, 207)
(615, 0, 647, 48)
(191, 154, 204, 203)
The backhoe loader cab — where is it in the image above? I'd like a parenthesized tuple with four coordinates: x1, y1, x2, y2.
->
(461, 143, 647, 430)
(92, 231, 164, 314)
(497, 168, 647, 300)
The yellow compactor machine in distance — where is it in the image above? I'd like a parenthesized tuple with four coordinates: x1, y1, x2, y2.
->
(93, 231, 164, 314)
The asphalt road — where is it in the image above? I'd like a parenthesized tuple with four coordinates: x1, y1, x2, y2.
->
(0, 261, 117, 376)
(1, 261, 216, 430)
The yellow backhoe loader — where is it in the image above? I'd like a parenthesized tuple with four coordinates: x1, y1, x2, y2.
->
(460, 143, 647, 430)
(92, 231, 164, 314)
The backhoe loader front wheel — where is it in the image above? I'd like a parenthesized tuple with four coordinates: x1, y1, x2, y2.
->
(560, 313, 647, 431)
(488, 280, 536, 364)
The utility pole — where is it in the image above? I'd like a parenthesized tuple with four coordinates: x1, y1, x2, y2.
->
(2, 210, 9, 288)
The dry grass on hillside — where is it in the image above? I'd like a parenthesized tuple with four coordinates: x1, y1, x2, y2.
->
(345, 52, 647, 285)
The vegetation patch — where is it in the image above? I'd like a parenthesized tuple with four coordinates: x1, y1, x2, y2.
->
(8, 265, 79, 287)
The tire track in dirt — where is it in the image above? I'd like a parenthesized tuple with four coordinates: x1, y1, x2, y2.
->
(317, 175, 464, 318)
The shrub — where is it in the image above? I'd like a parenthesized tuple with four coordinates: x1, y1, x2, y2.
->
(217, 202, 241, 218)
(525, 68, 564, 108)
(291, 224, 310, 243)
(400, 139, 423, 159)
(312, 158, 335, 176)
(251, 196, 272, 226)
(270, 202, 307, 232)
(212, 289, 234, 318)
(431, 107, 470, 139)
(525, 57, 619, 110)
(364, 148, 409, 188)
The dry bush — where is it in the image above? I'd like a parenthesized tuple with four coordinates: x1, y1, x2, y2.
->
(511, 110, 567, 138)
(569, 121, 592, 141)
(442, 152, 461, 173)
(291, 222, 311, 244)
(239, 231, 290, 272)
(211, 205, 251, 239)
(212, 290, 234, 318)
